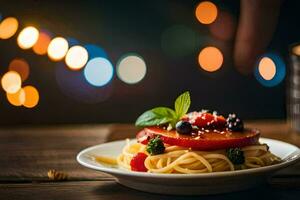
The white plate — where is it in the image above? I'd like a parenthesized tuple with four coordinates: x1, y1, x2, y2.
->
(77, 138, 300, 195)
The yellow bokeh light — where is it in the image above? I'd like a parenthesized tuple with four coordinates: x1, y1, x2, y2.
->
(1, 71, 22, 94)
(292, 45, 300, 56)
(6, 88, 25, 106)
(23, 86, 39, 108)
(198, 46, 223, 72)
(0, 17, 19, 39)
(258, 57, 276, 80)
(117, 55, 147, 84)
(8, 58, 30, 81)
(65, 45, 88, 70)
(33, 31, 51, 55)
(195, 1, 218, 24)
(17, 26, 39, 49)
(47, 37, 69, 61)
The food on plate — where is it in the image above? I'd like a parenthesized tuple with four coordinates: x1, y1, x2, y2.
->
(96, 91, 281, 174)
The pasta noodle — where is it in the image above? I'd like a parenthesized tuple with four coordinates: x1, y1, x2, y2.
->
(115, 140, 281, 174)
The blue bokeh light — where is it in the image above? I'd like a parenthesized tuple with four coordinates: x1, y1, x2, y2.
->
(66, 37, 80, 47)
(84, 44, 108, 60)
(84, 57, 114, 87)
(254, 53, 286, 87)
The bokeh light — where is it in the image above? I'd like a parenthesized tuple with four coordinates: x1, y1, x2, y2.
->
(195, 1, 218, 24)
(84, 44, 108, 60)
(254, 53, 286, 87)
(117, 54, 147, 84)
(33, 30, 51, 55)
(6, 88, 25, 106)
(258, 57, 276, 80)
(65, 45, 88, 70)
(1, 71, 22, 94)
(55, 63, 113, 104)
(47, 37, 69, 61)
(84, 57, 114, 87)
(161, 25, 201, 58)
(292, 45, 300, 56)
(8, 58, 30, 81)
(0, 17, 18, 39)
(67, 37, 80, 47)
(209, 11, 235, 41)
(23, 86, 39, 108)
(17, 26, 39, 49)
(198, 46, 223, 72)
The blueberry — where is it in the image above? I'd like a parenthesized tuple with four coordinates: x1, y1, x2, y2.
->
(226, 114, 244, 131)
(176, 121, 192, 134)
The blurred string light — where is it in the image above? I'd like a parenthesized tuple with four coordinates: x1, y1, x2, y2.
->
(33, 30, 52, 55)
(254, 53, 286, 87)
(0, 17, 18, 39)
(22, 85, 39, 108)
(161, 25, 201, 58)
(65, 45, 88, 70)
(209, 11, 235, 41)
(6, 88, 25, 106)
(8, 58, 30, 81)
(258, 57, 276, 80)
(292, 45, 300, 56)
(84, 57, 114, 87)
(17, 26, 39, 49)
(1, 71, 22, 94)
(198, 46, 223, 72)
(195, 1, 218, 24)
(117, 54, 146, 84)
(55, 63, 113, 103)
(84, 44, 108, 59)
(47, 37, 69, 61)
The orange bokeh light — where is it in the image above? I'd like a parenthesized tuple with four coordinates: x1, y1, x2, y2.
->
(6, 88, 25, 106)
(33, 31, 51, 55)
(198, 46, 223, 72)
(195, 1, 218, 24)
(258, 57, 276, 80)
(0, 17, 19, 39)
(8, 58, 30, 81)
(1, 71, 22, 94)
(23, 86, 39, 108)
(292, 45, 300, 56)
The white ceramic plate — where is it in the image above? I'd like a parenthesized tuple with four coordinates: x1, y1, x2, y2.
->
(77, 138, 300, 195)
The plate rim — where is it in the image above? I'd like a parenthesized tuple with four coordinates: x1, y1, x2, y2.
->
(77, 137, 300, 179)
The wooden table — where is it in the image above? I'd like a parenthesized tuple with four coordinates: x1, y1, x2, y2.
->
(1, 121, 300, 199)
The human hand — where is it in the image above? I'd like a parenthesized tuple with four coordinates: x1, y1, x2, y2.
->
(234, 0, 282, 74)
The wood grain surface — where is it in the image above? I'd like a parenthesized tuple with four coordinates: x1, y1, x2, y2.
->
(0, 121, 299, 199)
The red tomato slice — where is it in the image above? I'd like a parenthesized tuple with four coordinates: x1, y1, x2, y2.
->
(137, 127, 260, 150)
(183, 112, 226, 129)
(130, 153, 148, 172)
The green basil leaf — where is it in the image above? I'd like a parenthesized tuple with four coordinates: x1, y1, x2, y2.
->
(174, 91, 191, 118)
(135, 107, 176, 127)
(152, 107, 176, 118)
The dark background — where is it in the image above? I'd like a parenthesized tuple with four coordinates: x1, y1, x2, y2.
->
(0, 0, 299, 126)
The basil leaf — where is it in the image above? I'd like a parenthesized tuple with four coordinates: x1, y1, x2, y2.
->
(135, 107, 176, 127)
(152, 107, 176, 118)
(174, 91, 191, 118)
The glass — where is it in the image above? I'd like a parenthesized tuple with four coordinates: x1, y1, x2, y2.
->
(288, 43, 300, 132)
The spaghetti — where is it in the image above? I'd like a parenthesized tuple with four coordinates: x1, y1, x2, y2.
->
(115, 140, 281, 174)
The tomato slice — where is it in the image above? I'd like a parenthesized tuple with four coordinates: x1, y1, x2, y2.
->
(137, 127, 260, 150)
(182, 112, 226, 129)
